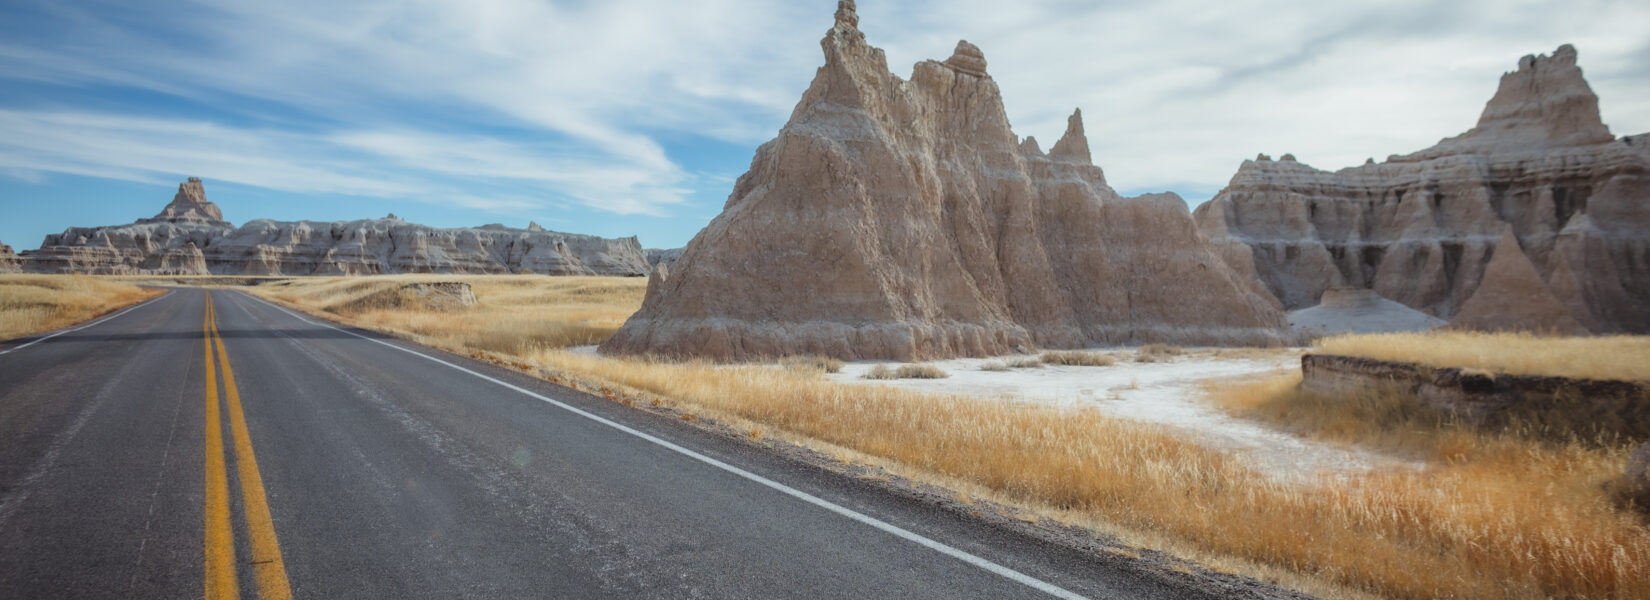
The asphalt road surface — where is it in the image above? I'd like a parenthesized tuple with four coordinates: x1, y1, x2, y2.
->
(0, 288, 1273, 599)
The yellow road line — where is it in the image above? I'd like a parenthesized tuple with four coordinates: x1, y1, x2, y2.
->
(210, 293, 295, 600)
(203, 293, 239, 600)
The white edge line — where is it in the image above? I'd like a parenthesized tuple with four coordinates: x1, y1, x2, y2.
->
(0, 289, 172, 356)
(236, 291, 1090, 600)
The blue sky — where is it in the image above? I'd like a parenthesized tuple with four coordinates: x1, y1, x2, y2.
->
(2, 0, 1648, 251)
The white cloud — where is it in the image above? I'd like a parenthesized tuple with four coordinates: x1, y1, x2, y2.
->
(2, 0, 1647, 216)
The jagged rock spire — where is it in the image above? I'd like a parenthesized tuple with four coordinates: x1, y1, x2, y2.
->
(146, 177, 227, 224)
(834, 0, 858, 29)
(1049, 109, 1091, 164)
(1463, 44, 1612, 146)
(944, 40, 987, 76)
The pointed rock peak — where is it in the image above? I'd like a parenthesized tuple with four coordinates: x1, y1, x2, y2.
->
(1049, 109, 1091, 163)
(1465, 43, 1612, 146)
(1256, 153, 1272, 162)
(834, 0, 858, 30)
(1019, 136, 1043, 155)
(528, 221, 544, 232)
(828, 0, 865, 44)
(148, 177, 226, 224)
(384, 213, 401, 221)
(1280, 153, 1297, 162)
(944, 40, 988, 76)
(1453, 225, 1588, 334)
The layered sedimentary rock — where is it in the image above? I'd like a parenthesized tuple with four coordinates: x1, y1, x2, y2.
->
(1287, 288, 1444, 336)
(0, 241, 20, 273)
(645, 248, 683, 270)
(22, 180, 650, 276)
(1195, 45, 1650, 333)
(1452, 227, 1589, 334)
(601, 2, 1288, 361)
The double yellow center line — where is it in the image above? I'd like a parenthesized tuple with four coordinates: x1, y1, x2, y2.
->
(203, 292, 293, 600)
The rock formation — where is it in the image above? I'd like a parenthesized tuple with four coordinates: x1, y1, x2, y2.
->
(645, 247, 683, 270)
(1451, 226, 1589, 334)
(20, 178, 650, 276)
(0, 241, 20, 273)
(1195, 45, 1650, 334)
(1287, 288, 1444, 336)
(601, 2, 1288, 361)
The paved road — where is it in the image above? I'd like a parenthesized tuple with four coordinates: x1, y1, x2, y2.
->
(0, 288, 1263, 599)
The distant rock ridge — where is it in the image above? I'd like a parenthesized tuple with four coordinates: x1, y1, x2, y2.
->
(20, 179, 650, 276)
(601, 1, 1288, 361)
(1195, 44, 1650, 334)
(644, 247, 683, 270)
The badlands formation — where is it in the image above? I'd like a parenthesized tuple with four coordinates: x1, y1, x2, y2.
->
(602, 2, 1288, 361)
(22, 178, 651, 277)
(0, 241, 20, 273)
(1195, 45, 1650, 334)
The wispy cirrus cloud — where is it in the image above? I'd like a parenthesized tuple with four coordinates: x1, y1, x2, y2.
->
(0, 0, 1647, 245)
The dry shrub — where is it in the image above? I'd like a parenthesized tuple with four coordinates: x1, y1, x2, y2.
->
(1040, 351, 1116, 367)
(979, 361, 1010, 372)
(1317, 330, 1650, 381)
(896, 364, 948, 379)
(1134, 343, 1184, 363)
(0, 275, 164, 341)
(863, 363, 948, 380)
(780, 355, 845, 374)
(1004, 357, 1044, 369)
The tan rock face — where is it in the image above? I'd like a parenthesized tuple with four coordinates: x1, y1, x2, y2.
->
(600, 2, 1288, 361)
(0, 241, 20, 273)
(1195, 45, 1650, 334)
(1453, 227, 1589, 334)
(21, 178, 650, 276)
(142, 177, 226, 224)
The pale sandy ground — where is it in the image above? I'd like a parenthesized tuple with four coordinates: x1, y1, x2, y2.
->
(825, 350, 1420, 483)
(568, 345, 1416, 483)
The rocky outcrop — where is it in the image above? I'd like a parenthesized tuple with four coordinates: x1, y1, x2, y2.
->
(0, 241, 20, 273)
(142, 177, 226, 224)
(1453, 226, 1589, 334)
(1195, 45, 1650, 334)
(1301, 354, 1650, 439)
(1287, 288, 1444, 336)
(21, 178, 650, 276)
(600, 2, 1288, 361)
(645, 248, 683, 270)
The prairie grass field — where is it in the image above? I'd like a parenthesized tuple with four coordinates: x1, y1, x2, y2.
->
(245, 274, 1650, 600)
(0, 274, 165, 341)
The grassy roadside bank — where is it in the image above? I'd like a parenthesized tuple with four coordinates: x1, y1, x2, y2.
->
(0, 275, 166, 342)
(243, 275, 1649, 599)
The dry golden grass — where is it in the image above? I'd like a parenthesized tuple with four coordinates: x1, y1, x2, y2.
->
(1039, 351, 1116, 367)
(863, 363, 948, 380)
(779, 355, 844, 374)
(532, 349, 1650, 599)
(248, 274, 646, 354)
(0, 275, 165, 341)
(1317, 330, 1650, 381)
(249, 275, 1650, 599)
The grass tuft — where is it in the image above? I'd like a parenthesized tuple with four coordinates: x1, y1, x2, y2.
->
(1040, 351, 1116, 367)
(863, 363, 949, 380)
(780, 355, 845, 374)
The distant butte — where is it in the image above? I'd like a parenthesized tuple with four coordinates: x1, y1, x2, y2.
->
(1195, 44, 1650, 334)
